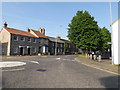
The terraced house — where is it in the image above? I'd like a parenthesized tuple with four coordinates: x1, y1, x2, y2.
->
(0, 22, 77, 56)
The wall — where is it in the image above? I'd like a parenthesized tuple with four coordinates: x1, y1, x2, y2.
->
(10, 34, 49, 55)
(112, 20, 119, 64)
(0, 28, 11, 56)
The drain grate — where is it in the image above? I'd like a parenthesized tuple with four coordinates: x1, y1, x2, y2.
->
(37, 69, 47, 72)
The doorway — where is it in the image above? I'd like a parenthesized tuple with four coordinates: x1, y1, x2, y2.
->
(28, 48, 31, 55)
(20, 47, 24, 55)
(39, 46, 43, 53)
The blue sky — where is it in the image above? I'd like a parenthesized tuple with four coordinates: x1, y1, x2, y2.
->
(2, 2, 118, 40)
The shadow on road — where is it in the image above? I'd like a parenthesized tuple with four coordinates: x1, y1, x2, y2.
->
(99, 75, 120, 89)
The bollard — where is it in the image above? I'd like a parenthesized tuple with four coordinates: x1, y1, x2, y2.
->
(94, 55, 96, 60)
(96, 55, 99, 61)
(85, 54, 88, 58)
(90, 54, 92, 60)
(98, 55, 101, 62)
(38, 53, 41, 56)
(87, 54, 90, 59)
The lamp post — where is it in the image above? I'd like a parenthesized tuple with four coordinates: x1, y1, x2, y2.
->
(55, 38, 58, 55)
(109, 1, 114, 64)
(55, 36, 60, 55)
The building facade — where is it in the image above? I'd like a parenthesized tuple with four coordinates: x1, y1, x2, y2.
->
(112, 19, 120, 64)
(0, 22, 77, 56)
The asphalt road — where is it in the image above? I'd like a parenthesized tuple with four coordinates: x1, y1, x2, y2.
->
(2, 55, 119, 88)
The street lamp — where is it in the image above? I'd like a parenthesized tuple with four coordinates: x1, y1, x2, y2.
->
(55, 36, 60, 55)
(109, 1, 114, 64)
(55, 37, 58, 55)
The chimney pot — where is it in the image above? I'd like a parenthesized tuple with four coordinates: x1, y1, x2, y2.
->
(3, 22, 7, 28)
(27, 28, 30, 32)
(38, 28, 45, 35)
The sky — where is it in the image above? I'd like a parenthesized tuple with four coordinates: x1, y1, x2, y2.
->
(2, 2, 118, 40)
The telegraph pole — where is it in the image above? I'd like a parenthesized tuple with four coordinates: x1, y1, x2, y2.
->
(109, 1, 114, 64)
(55, 37, 58, 55)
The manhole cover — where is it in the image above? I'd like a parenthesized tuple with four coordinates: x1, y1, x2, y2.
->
(37, 69, 47, 72)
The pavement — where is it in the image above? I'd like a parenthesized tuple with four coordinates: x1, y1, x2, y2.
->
(75, 56, 119, 75)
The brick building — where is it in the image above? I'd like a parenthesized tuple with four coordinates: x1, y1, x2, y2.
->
(0, 22, 77, 56)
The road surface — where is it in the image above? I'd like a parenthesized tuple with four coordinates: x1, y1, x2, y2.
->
(2, 55, 119, 88)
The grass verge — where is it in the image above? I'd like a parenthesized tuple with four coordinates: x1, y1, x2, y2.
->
(79, 54, 86, 58)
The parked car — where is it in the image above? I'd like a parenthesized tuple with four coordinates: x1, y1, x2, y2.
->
(94, 51, 111, 59)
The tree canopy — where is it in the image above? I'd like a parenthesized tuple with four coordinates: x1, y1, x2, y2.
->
(67, 10, 111, 52)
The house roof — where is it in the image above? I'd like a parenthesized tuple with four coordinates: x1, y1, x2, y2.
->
(30, 29, 48, 39)
(47, 36, 65, 43)
(4, 28, 37, 37)
(60, 39, 70, 43)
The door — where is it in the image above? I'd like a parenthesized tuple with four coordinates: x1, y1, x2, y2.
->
(39, 46, 42, 53)
(20, 47, 23, 55)
(28, 48, 30, 55)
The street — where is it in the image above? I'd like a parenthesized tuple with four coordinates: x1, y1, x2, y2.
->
(2, 55, 119, 88)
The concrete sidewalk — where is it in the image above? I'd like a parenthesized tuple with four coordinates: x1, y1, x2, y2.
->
(75, 56, 119, 75)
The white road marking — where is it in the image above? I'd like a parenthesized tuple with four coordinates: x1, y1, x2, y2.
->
(62, 59, 68, 60)
(62, 59, 76, 61)
(2, 68, 25, 72)
(0, 61, 26, 68)
(29, 61, 39, 64)
(56, 58, 61, 60)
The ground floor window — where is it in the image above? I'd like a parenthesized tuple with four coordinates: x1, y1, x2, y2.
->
(33, 48, 36, 53)
(2, 48, 5, 53)
(14, 47, 18, 53)
(45, 47, 48, 53)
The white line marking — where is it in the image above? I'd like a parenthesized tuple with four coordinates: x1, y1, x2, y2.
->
(62, 59, 68, 60)
(2, 68, 25, 72)
(56, 58, 60, 60)
(0, 61, 26, 68)
(29, 61, 39, 64)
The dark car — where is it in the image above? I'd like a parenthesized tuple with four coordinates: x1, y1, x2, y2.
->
(94, 51, 111, 59)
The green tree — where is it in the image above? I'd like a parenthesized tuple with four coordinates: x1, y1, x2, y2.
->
(67, 10, 101, 52)
(99, 27, 111, 51)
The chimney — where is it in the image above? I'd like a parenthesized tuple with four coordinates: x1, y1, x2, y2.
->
(27, 28, 30, 32)
(38, 28, 45, 35)
(3, 22, 7, 28)
(56, 35, 61, 40)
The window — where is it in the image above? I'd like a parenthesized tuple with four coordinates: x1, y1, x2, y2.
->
(33, 38, 36, 43)
(28, 37, 31, 42)
(21, 36, 25, 41)
(52, 43, 54, 47)
(14, 36, 18, 41)
(58, 49, 60, 53)
(69, 44, 70, 48)
(14, 47, 18, 53)
(39, 39, 41, 43)
(2, 48, 4, 53)
(61, 49, 62, 52)
(61, 44, 63, 47)
(45, 47, 48, 52)
(33, 48, 36, 53)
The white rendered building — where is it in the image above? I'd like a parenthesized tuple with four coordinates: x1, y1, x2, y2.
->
(112, 18, 120, 65)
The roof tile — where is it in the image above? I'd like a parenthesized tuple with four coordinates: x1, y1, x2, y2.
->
(31, 29, 48, 39)
(5, 28, 37, 37)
